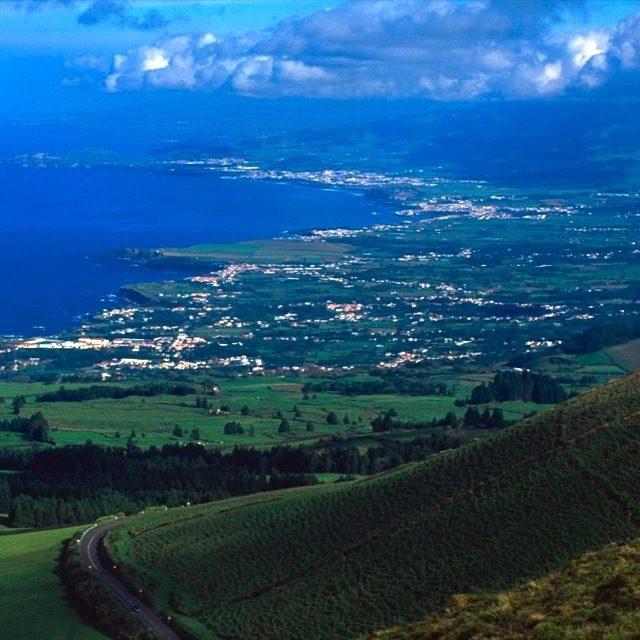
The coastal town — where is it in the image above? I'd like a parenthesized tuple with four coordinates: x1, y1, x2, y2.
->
(2, 171, 638, 379)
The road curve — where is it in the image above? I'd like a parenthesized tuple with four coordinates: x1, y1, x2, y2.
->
(79, 520, 181, 640)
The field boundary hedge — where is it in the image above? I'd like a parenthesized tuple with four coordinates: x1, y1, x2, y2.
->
(57, 531, 153, 640)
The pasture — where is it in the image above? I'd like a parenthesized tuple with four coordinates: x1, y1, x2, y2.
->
(0, 526, 107, 640)
(0, 374, 542, 449)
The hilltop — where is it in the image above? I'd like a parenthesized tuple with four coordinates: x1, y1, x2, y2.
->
(105, 369, 640, 639)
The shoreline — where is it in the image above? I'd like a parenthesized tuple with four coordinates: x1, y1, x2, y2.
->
(0, 165, 399, 341)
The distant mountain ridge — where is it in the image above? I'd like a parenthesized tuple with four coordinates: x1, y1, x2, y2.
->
(107, 369, 640, 639)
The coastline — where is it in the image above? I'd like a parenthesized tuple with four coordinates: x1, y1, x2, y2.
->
(0, 163, 394, 340)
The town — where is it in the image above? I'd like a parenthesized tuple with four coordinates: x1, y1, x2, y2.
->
(2, 170, 638, 382)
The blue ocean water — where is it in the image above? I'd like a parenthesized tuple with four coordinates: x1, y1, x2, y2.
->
(0, 165, 389, 337)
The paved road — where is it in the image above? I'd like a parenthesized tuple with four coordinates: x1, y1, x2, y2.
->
(79, 520, 180, 640)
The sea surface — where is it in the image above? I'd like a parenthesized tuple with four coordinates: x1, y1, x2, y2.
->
(0, 165, 390, 337)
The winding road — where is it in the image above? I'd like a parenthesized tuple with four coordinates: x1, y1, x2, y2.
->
(79, 520, 180, 640)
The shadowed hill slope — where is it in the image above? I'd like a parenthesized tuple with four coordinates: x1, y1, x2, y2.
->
(365, 536, 640, 640)
(107, 370, 640, 640)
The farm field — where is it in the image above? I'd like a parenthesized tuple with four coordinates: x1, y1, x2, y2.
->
(105, 369, 640, 640)
(157, 239, 355, 263)
(0, 526, 108, 640)
(0, 374, 545, 449)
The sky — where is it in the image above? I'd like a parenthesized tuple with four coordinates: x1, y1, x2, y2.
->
(1, 0, 640, 118)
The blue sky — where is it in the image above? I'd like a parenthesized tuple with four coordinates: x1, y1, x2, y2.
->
(1, 0, 640, 112)
(0, 2, 342, 53)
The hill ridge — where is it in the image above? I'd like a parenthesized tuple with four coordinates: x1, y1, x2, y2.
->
(226, 415, 624, 608)
(107, 369, 640, 640)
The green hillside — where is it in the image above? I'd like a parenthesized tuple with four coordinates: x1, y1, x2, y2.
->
(366, 537, 640, 640)
(106, 370, 640, 640)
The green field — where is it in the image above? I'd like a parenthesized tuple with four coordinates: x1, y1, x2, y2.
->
(0, 526, 108, 640)
(105, 369, 640, 640)
(158, 239, 354, 263)
(0, 375, 540, 449)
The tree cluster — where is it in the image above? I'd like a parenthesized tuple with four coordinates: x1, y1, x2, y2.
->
(1, 431, 461, 528)
(563, 322, 640, 355)
(58, 536, 153, 640)
(304, 373, 452, 397)
(36, 382, 196, 403)
(0, 411, 52, 443)
(470, 369, 567, 404)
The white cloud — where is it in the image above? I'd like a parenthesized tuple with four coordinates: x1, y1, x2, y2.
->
(140, 47, 169, 72)
(569, 33, 609, 68)
(101, 0, 640, 99)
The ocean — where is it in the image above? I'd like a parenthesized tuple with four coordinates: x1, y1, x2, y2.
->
(0, 164, 389, 337)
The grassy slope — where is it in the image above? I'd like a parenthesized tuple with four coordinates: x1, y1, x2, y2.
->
(366, 537, 640, 640)
(108, 370, 640, 640)
(0, 527, 108, 640)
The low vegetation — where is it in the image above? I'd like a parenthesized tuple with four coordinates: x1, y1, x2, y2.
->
(58, 532, 152, 640)
(366, 537, 640, 640)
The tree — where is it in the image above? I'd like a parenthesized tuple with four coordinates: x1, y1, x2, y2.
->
(489, 408, 506, 429)
(443, 411, 458, 428)
(196, 397, 209, 409)
(326, 411, 339, 425)
(306, 421, 315, 432)
(278, 419, 291, 433)
(224, 422, 244, 435)
(190, 428, 201, 441)
(463, 406, 480, 427)
(11, 395, 26, 416)
(173, 425, 184, 437)
(0, 476, 11, 514)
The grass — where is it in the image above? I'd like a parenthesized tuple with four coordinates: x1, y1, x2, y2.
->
(0, 526, 108, 640)
(159, 239, 354, 264)
(105, 369, 640, 640)
(605, 339, 640, 372)
(0, 375, 517, 449)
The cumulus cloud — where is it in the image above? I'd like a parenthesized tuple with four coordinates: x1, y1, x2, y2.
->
(103, 0, 640, 99)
